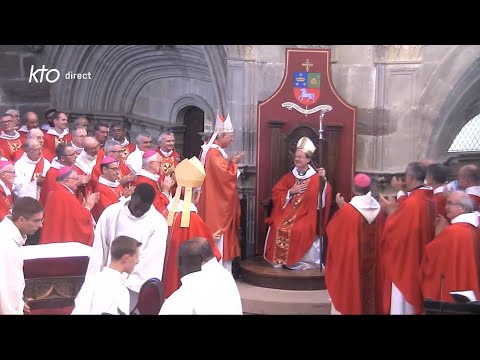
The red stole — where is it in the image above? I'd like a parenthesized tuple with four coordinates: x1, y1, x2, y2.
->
(31, 158, 45, 182)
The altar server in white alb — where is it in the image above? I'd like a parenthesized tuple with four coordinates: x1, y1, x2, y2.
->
(160, 237, 243, 315)
(72, 236, 142, 315)
(0, 197, 44, 314)
(87, 183, 168, 312)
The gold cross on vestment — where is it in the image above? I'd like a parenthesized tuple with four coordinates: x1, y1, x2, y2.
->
(302, 59, 314, 72)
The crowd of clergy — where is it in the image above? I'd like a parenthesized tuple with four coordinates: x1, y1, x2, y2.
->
(1, 107, 479, 316)
(0, 109, 243, 315)
(325, 160, 480, 315)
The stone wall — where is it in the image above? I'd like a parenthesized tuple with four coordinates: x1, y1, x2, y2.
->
(0, 45, 51, 119)
(3, 44, 480, 175)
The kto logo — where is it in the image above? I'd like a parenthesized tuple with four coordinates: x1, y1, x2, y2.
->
(29, 65, 60, 83)
(28, 65, 92, 83)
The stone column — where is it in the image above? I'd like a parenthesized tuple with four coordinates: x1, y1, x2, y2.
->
(226, 57, 257, 259)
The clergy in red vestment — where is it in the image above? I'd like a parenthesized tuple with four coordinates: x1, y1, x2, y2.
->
(41, 108, 56, 133)
(425, 163, 449, 218)
(39, 143, 79, 206)
(39, 166, 99, 246)
(155, 131, 182, 186)
(379, 161, 436, 314)
(458, 164, 480, 211)
(163, 156, 221, 299)
(73, 136, 100, 202)
(12, 129, 55, 162)
(124, 132, 154, 175)
(91, 157, 133, 222)
(110, 122, 136, 164)
(420, 191, 480, 303)
(198, 112, 244, 273)
(43, 112, 72, 154)
(93, 122, 109, 151)
(135, 150, 173, 217)
(70, 126, 87, 155)
(91, 140, 135, 187)
(0, 161, 16, 221)
(263, 137, 332, 270)
(17, 111, 39, 143)
(0, 114, 23, 161)
(325, 174, 385, 315)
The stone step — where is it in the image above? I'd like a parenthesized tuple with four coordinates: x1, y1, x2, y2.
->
(237, 280, 332, 315)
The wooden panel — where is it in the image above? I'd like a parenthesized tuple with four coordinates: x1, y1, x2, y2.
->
(256, 48, 357, 258)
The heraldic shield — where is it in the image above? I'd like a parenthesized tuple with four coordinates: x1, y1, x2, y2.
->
(293, 71, 321, 106)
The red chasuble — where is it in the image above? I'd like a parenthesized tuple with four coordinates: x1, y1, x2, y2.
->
(263, 172, 332, 266)
(120, 143, 136, 163)
(39, 167, 60, 206)
(39, 183, 94, 246)
(134, 175, 169, 217)
(197, 147, 241, 261)
(163, 211, 222, 299)
(421, 222, 480, 302)
(0, 138, 22, 161)
(43, 132, 72, 154)
(90, 181, 125, 222)
(326, 204, 384, 314)
(382, 188, 435, 314)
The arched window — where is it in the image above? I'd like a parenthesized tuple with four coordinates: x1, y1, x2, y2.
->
(448, 114, 480, 152)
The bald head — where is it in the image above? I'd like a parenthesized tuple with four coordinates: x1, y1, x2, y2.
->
(23, 112, 39, 130)
(27, 128, 45, 147)
(24, 137, 40, 150)
(83, 136, 99, 157)
(458, 164, 480, 190)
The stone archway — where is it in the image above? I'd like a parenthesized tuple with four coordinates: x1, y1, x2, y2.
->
(43, 45, 228, 125)
(179, 106, 204, 159)
(412, 45, 480, 161)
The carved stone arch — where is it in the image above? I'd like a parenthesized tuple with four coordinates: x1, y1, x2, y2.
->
(44, 45, 221, 119)
(169, 94, 215, 127)
(413, 45, 480, 160)
(202, 45, 227, 115)
(427, 56, 480, 161)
